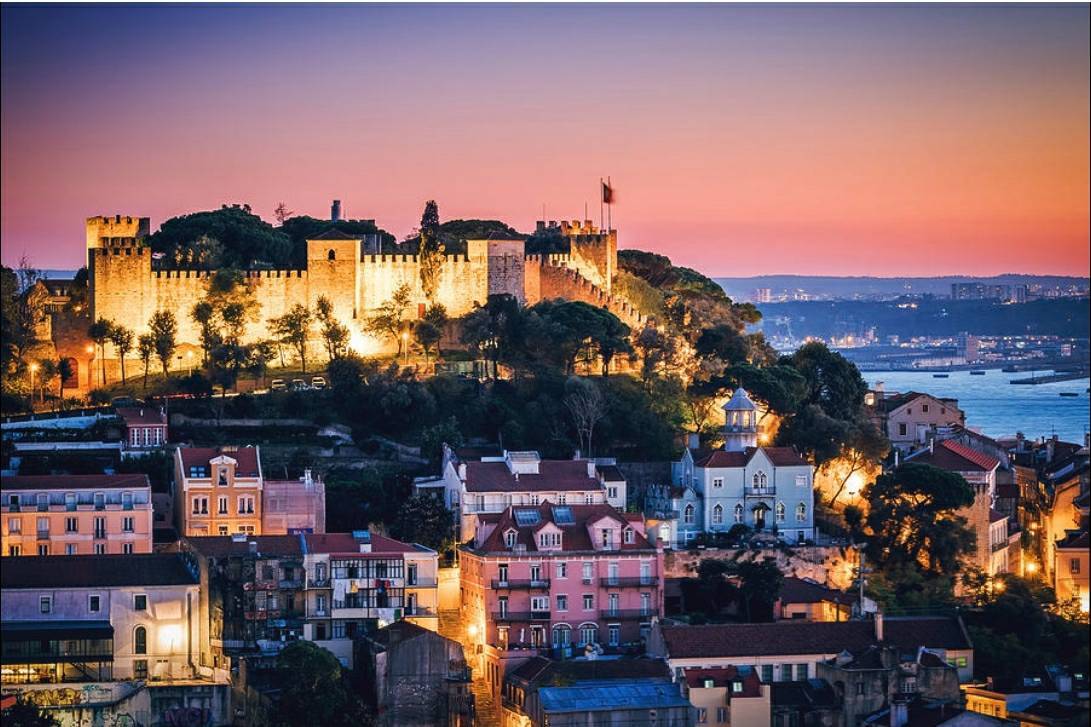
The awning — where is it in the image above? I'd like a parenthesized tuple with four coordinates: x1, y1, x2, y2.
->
(1, 620, 113, 640)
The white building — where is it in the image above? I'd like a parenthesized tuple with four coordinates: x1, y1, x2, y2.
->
(671, 389, 815, 544)
(421, 446, 627, 540)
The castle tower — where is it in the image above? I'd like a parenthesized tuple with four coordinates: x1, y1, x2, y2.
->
(306, 229, 362, 322)
(86, 215, 151, 325)
(558, 219, 617, 292)
(723, 387, 758, 452)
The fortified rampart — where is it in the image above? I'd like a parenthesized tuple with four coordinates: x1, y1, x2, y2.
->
(87, 215, 624, 353)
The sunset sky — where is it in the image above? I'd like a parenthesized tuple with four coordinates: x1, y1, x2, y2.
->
(2, 4, 1088, 276)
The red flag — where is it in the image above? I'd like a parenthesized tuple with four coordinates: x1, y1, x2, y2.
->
(601, 180, 615, 205)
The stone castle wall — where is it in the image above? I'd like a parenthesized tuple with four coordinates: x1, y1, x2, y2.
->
(87, 216, 623, 353)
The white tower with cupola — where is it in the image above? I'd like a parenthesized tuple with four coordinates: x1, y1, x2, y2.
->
(723, 387, 758, 452)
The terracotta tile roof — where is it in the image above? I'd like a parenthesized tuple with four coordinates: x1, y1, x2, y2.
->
(179, 446, 261, 478)
(1, 474, 150, 491)
(696, 447, 808, 469)
(463, 460, 602, 493)
(906, 440, 999, 473)
(303, 532, 417, 555)
(682, 666, 763, 697)
(116, 406, 167, 426)
(510, 656, 670, 686)
(185, 535, 303, 557)
(989, 508, 1007, 524)
(874, 391, 959, 415)
(598, 465, 626, 482)
(657, 617, 969, 659)
(779, 577, 856, 606)
(1, 553, 197, 589)
(475, 503, 653, 553)
(1056, 530, 1089, 549)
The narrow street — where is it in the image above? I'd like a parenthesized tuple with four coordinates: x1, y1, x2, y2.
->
(439, 609, 499, 726)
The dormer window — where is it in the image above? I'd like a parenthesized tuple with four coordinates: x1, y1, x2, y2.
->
(504, 530, 517, 548)
(623, 528, 634, 544)
(539, 532, 561, 548)
(601, 529, 613, 548)
(218, 470, 228, 486)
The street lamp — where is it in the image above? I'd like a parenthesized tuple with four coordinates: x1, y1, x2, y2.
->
(29, 362, 39, 406)
(185, 350, 194, 376)
(401, 330, 410, 366)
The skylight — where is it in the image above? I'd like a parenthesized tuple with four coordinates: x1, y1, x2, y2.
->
(552, 506, 574, 525)
(514, 509, 541, 527)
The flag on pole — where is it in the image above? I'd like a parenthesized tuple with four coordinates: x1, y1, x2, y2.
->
(601, 180, 615, 205)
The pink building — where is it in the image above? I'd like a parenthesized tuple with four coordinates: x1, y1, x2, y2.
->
(459, 502, 664, 695)
(262, 469, 326, 535)
(116, 406, 168, 450)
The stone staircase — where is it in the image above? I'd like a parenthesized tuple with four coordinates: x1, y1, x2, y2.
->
(439, 609, 499, 726)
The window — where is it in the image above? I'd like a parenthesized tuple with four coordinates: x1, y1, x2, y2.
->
(504, 530, 517, 548)
(65, 493, 76, 511)
(734, 504, 743, 523)
(218, 525, 228, 535)
(134, 659, 148, 680)
(713, 477, 723, 488)
(539, 532, 561, 548)
(609, 624, 620, 646)
(65, 517, 78, 533)
(8, 494, 20, 511)
(732, 681, 743, 694)
(7, 517, 20, 533)
(556, 561, 567, 579)
(9, 545, 20, 556)
(531, 596, 548, 612)
(1072, 559, 1081, 574)
(123, 543, 134, 554)
(579, 625, 597, 645)
(94, 517, 106, 539)
(37, 493, 48, 511)
(134, 594, 148, 611)
(237, 496, 254, 515)
(37, 544, 49, 556)
(623, 528, 634, 544)
(776, 502, 786, 523)
(761, 665, 773, 683)
(498, 597, 508, 617)
(37, 517, 49, 537)
(94, 493, 105, 510)
(192, 497, 208, 515)
(683, 504, 695, 524)
(796, 664, 808, 680)
(66, 544, 77, 555)
(582, 562, 593, 583)
(134, 626, 147, 654)
(218, 470, 228, 486)
(556, 595, 568, 611)
(697, 708, 708, 724)
(795, 474, 807, 487)
(332, 621, 346, 639)
(498, 563, 509, 583)
(856, 682, 865, 696)
(922, 404, 929, 413)
(40, 596, 52, 614)
(796, 502, 807, 522)
(122, 517, 134, 533)
(608, 486, 618, 499)
(712, 504, 723, 524)
(717, 707, 728, 723)
(898, 423, 908, 436)
(530, 564, 542, 582)
(583, 594, 594, 610)
(94, 544, 105, 555)
(218, 496, 228, 515)
(89, 595, 101, 613)
(122, 492, 133, 511)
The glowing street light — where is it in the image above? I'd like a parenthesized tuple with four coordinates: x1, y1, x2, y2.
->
(29, 362, 39, 406)
(401, 330, 410, 366)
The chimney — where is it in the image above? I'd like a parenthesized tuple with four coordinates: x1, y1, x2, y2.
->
(331, 199, 342, 222)
(303, 468, 312, 487)
(248, 541, 258, 555)
(929, 438, 935, 455)
(894, 449, 900, 468)
(139, 408, 144, 417)
(458, 463, 467, 481)
(875, 611, 884, 641)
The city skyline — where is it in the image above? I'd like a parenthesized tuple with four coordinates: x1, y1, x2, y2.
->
(2, 3, 1089, 276)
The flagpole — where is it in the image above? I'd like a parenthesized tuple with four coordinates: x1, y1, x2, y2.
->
(607, 176, 612, 232)
(599, 177, 605, 232)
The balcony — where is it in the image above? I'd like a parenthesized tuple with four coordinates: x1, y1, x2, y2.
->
(307, 577, 331, 589)
(36, 530, 50, 540)
(491, 610, 552, 622)
(404, 606, 438, 617)
(744, 487, 774, 497)
(490, 579, 551, 590)
(991, 541, 1008, 553)
(599, 608, 658, 620)
(602, 577, 656, 588)
(308, 609, 329, 618)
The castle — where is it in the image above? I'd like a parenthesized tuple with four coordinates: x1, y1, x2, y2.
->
(86, 213, 644, 356)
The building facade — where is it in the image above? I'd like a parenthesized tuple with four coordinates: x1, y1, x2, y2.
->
(673, 389, 815, 543)
(116, 406, 168, 451)
(866, 391, 965, 452)
(175, 446, 264, 537)
(460, 502, 664, 696)
(2, 474, 153, 557)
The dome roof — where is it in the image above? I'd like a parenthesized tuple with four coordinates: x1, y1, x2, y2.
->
(722, 387, 757, 411)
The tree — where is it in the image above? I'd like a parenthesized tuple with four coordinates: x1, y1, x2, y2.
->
(863, 463, 976, 577)
(270, 304, 312, 372)
(87, 317, 113, 386)
(417, 200, 443, 301)
(272, 640, 371, 727)
(191, 300, 218, 365)
(633, 324, 676, 385)
(459, 294, 522, 379)
(273, 201, 294, 225)
(595, 310, 632, 376)
(315, 296, 349, 361)
(414, 304, 447, 363)
(148, 310, 178, 376)
(137, 333, 155, 388)
(2, 259, 46, 378)
(146, 205, 293, 269)
(108, 324, 134, 384)
(1, 697, 59, 727)
(564, 377, 606, 457)
(420, 416, 463, 470)
(366, 283, 412, 355)
(392, 493, 454, 552)
(733, 557, 785, 622)
(33, 358, 57, 407)
(56, 357, 74, 398)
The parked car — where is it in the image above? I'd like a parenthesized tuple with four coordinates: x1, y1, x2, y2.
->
(270, 379, 287, 391)
(310, 376, 327, 390)
(290, 378, 308, 391)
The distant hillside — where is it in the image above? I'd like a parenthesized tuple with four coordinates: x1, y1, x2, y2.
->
(716, 274, 1089, 301)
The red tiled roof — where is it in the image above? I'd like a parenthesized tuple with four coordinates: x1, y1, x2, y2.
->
(116, 406, 166, 426)
(683, 666, 763, 697)
(658, 617, 968, 659)
(474, 503, 653, 553)
(304, 532, 417, 555)
(696, 447, 808, 468)
(907, 440, 999, 473)
(464, 460, 601, 493)
(1, 474, 150, 492)
(989, 508, 1007, 524)
(179, 446, 261, 478)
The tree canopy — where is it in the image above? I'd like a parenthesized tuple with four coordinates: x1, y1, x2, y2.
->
(147, 205, 293, 269)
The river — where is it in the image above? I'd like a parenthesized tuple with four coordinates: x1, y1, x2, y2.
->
(865, 369, 1090, 443)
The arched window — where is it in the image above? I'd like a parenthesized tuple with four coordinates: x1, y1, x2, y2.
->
(776, 502, 786, 523)
(752, 473, 761, 488)
(579, 624, 598, 646)
(733, 503, 744, 523)
(134, 626, 147, 655)
(759, 472, 768, 487)
(552, 624, 572, 646)
(796, 502, 807, 522)
(683, 504, 695, 524)
(327, 249, 336, 261)
(712, 504, 723, 524)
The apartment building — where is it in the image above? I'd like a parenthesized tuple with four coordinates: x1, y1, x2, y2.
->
(681, 666, 770, 727)
(116, 406, 168, 451)
(175, 446, 263, 537)
(865, 391, 965, 452)
(460, 502, 664, 696)
(1, 474, 153, 556)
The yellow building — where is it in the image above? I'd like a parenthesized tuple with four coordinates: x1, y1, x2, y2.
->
(1053, 530, 1089, 613)
(681, 666, 770, 727)
(2, 474, 153, 556)
(174, 446, 263, 536)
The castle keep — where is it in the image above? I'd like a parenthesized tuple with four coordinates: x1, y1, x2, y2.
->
(87, 216, 642, 353)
